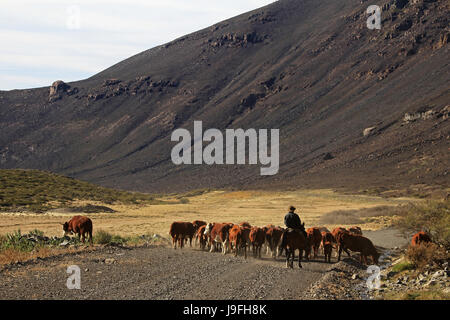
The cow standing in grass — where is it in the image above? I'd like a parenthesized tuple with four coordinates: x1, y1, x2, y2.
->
(62, 215, 93, 245)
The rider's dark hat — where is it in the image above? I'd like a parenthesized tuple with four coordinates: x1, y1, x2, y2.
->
(289, 206, 296, 212)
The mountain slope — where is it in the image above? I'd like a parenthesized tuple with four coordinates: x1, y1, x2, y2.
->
(0, 0, 449, 193)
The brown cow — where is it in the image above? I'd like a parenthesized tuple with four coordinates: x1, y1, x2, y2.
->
(229, 225, 249, 258)
(204, 223, 233, 254)
(192, 220, 207, 233)
(349, 226, 363, 235)
(265, 226, 283, 258)
(332, 227, 351, 257)
(195, 225, 208, 250)
(306, 227, 322, 260)
(249, 227, 265, 258)
(411, 231, 432, 246)
(318, 226, 330, 233)
(337, 233, 379, 265)
(239, 222, 252, 229)
(282, 229, 309, 268)
(62, 216, 93, 244)
(322, 231, 334, 263)
(169, 221, 195, 249)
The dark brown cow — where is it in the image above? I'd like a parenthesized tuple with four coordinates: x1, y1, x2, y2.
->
(349, 226, 363, 235)
(337, 233, 379, 265)
(411, 231, 432, 247)
(204, 223, 233, 254)
(239, 222, 252, 229)
(169, 221, 195, 249)
(321, 231, 334, 263)
(229, 225, 248, 258)
(62, 216, 93, 244)
(265, 226, 283, 258)
(192, 220, 207, 247)
(195, 225, 208, 250)
(306, 227, 322, 260)
(249, 227, 265, 258)
(318, 226, 330, 233)
(282, 229, 309, 268)
(192, 220, 207, 233)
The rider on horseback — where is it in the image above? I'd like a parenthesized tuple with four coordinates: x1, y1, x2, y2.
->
(280, 206, 306, 251)
(284, 206, 302, 230)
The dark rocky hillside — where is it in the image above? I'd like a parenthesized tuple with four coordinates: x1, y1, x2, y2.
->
(0, 0, 449, 193)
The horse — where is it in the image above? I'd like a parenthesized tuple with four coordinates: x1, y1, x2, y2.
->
(280, 226, 309, 268)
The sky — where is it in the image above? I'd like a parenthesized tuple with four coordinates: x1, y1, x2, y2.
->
(0, 0, 275, 90)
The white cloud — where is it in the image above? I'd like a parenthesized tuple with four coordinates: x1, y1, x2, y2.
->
(0, 0, 275, 90)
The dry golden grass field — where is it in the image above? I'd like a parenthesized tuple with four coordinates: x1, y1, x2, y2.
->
(0, 189, 417, 238)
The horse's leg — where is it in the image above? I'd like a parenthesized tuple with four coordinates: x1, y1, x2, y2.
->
(285, 248, 290, 268)
(299, 249, 303, 268)
(338, 245, 342, 262)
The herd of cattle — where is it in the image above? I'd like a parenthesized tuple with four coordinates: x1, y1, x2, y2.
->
(58, 215, 433, 269)
(169, 221, 434, 268)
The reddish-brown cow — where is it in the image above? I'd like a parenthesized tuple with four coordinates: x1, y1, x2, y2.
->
(169, 221, 195, 249)
(62, 216, 93, 244)
(337, 233, 379, 265)
(332, 227, 351, 257)
(411, 231, 432, 247)
(204, 223, 233, 254)
(321, 231, 334, 263)
(265, 226, 283, 258)
(249, 227, 265, 258)
(306, 227, 322, 260)
(195, 225, 208, 250)
(229, 225, 249, 258)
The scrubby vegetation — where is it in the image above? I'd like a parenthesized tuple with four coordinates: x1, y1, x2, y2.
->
(0, 169, 161, 212)
(396, 199, 450, 248)
(0, 228, 168, 265)
(0, 229, 80, 252)
(319, 205, 402, 225)
(406, 243, 448, 270)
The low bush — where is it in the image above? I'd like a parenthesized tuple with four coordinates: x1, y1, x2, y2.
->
(396, 199, 450, 248)
(406, 242, 448, 270)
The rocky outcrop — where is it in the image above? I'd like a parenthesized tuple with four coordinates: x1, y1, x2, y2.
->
(49, 80, 70, 102)
(85, 76, 179, 102)
(207, 31, 266, 48)
(363, 127, 378, 137)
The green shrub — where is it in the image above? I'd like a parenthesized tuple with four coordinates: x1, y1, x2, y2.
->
(94, 230, 113, 244)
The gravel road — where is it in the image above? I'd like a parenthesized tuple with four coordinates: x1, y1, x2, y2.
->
(0, 229, 409, 300)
